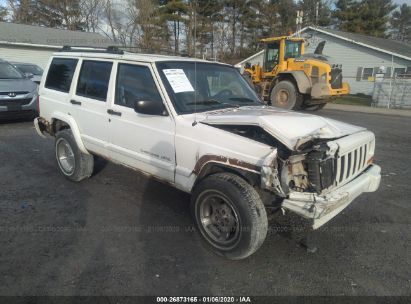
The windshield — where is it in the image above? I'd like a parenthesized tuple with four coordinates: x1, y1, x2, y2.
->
(156, 61, 262, 114)
(15, 64, 43, 75)
(0, 62, 24, 79)
(285, 41, 302, 59)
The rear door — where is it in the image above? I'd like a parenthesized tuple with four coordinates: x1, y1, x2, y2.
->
(71, 59, 114, 156)
(107, 61, 176, 182)
(41, 57, 78, 120)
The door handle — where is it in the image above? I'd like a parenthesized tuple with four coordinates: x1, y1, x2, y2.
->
(70, 99, 82, 105)
(107, 109, 122, 116)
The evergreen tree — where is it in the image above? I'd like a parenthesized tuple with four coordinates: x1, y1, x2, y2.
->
(258, 0, 280, 37)
(195, 0, 223, 58)
(361, 0, 396, 37)
(390, 4, 411, 42)
(134, 0, 169, 52)
(334, 0, 396, 37)
(160, 0, 188, 54)
(238, 0, 259, 56)
(270, 0, 297, 35)
(222, 0, 243, 55)
(298, 0, 331, 27)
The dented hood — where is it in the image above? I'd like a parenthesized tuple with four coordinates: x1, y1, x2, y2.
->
(200, 106, 365, 150)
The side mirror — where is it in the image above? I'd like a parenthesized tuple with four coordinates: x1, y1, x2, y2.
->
(25, 73, 34, 79)
(134, 100, 168, 116)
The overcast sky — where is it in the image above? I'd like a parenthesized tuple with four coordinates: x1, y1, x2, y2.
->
(394, 0, 410, 5)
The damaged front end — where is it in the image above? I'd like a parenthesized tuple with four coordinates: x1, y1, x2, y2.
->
(261, 132, 381, 229)
(201, 108, 381, 229)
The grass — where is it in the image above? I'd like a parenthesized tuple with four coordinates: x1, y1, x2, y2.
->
(332, 94, 373, 107)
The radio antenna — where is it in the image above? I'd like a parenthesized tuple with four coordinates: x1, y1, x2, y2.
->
(192, 0, 198, 127)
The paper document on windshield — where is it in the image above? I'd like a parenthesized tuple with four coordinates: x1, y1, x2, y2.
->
(163, 69, 195, 93)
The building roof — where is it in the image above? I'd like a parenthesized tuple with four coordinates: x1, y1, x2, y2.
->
(301, 26, 411, 61)
(260, 36, 304, 43)
(0, 22, 113, 49)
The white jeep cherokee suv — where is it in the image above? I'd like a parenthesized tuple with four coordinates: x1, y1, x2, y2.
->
(34, 47, 381, 259)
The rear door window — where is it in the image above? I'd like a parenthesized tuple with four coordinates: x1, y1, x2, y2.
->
(76, 60, 113, 101)
(45, 58, 78, 92)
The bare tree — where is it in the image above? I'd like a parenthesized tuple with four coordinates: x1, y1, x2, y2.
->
(7, 0, 35, 24)
(80, 0, 104, 32)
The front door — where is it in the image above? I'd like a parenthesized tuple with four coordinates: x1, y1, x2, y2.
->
(107, 62, 176, 182)
(264, 42, 280, 73)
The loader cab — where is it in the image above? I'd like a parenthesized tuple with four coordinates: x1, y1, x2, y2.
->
(262, 37, 304, 73)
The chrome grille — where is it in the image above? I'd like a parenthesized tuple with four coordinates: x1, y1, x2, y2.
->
(334, 140, 373, 187)
(0, 98, 32, 106)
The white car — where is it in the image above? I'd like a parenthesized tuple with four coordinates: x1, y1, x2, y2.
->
(34, 47, 381, 259)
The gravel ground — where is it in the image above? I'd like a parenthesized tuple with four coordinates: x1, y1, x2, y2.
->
(0, 109, 409, 296)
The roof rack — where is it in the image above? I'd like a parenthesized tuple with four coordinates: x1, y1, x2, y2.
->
(59, 45, 124, 55)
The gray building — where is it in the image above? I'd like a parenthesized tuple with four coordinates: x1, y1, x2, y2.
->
(236, 26, 411, 95)
(0, 22, 113, 68)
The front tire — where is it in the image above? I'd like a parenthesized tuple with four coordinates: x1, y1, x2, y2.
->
(270, 80, 302, 110)
(55, 129, 94, 182)
(191, 173, 268, 260)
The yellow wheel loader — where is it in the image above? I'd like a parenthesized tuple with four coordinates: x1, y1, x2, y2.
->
(243, 36, 349, 110)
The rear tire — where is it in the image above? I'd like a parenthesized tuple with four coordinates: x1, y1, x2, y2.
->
(55, 129, 94, 182)
(270, 80, 303, 110)
(304, 103, 327, 111)
(191, 173, 268, 260)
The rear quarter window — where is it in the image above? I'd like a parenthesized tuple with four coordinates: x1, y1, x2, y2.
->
(45, 58, 78, 92)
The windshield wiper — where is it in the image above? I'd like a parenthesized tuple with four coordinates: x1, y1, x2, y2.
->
(229, 97, 260, 103)
(186, 99, 239, 108)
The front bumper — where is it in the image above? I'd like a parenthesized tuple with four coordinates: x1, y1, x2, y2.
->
(0, 93, 38, 119)
(311, 82, 350, 100)
(330, 82, 350, 96)
(282, 164, 381, 229)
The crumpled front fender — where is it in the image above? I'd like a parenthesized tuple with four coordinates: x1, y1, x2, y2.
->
(260, 149, 286, 197)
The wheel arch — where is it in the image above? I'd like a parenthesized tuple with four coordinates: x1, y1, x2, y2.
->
(50, 112, 90, 155)
(277, 71, 311, 95)
(193, 156, 261, 189)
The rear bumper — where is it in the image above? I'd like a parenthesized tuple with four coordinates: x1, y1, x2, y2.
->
(282, 164, 381, 229)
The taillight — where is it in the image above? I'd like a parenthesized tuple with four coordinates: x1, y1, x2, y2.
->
(36, 95, 40, 114)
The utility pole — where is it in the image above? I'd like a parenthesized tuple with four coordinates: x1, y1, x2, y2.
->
(296, 10, 303, 36)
